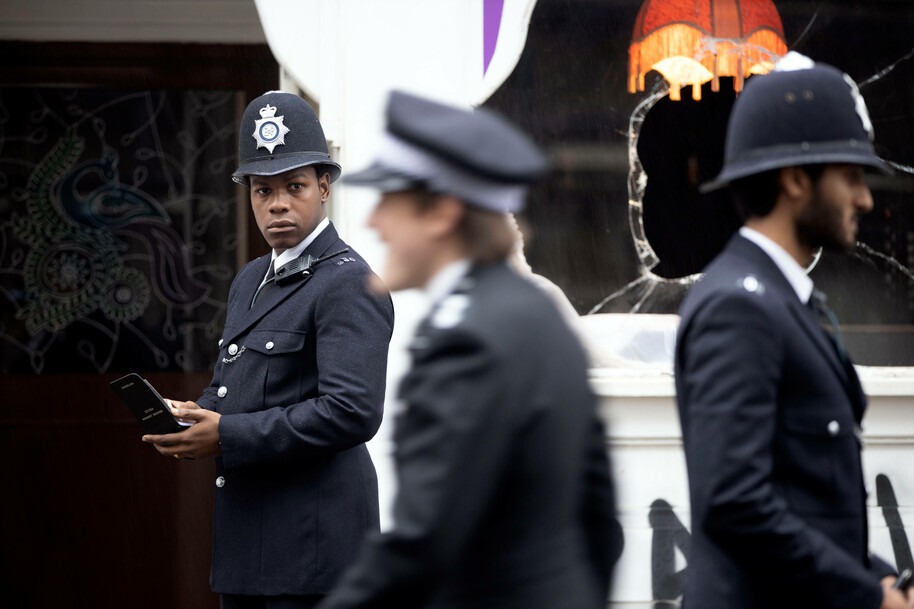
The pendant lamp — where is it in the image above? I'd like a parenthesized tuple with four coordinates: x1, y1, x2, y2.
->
(629, 0, 788, 100)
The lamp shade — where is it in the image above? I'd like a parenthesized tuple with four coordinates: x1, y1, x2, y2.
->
(629, 0, 788, 100)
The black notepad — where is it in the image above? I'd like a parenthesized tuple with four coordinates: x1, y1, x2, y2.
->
(110, 373, 192, 435)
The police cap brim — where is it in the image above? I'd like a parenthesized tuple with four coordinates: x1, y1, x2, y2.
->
(232, 153, 342, 186)
(700, 145, 893, 193)
(387, 91, 549, 184)
(341, 163, 426, 192)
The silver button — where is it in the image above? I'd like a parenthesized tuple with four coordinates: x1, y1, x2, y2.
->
(228, 344, 238, 355)
(218, 339, 224, 347)
(742, 276, 759, 293)
(215, 476, 225, 488)
(827, 420, 840, 436)
(217, 386, 227, 398)
(265, 341, 275, 350)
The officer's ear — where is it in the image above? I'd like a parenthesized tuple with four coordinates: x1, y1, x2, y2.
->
(318, 170, 331, 203)
(425, 195, 466, 238)
(778, 166, 813, 201)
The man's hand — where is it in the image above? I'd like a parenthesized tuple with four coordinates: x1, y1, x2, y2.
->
(142, 402, 222, 460)
(165, 398, 201, 425)
(880, 576, 914, 609)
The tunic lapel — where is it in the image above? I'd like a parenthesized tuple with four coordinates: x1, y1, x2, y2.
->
(224, 223, 343, 344)
(785, 298, 862, 405)
(224, 255, 271, 330)
(733, 237, 864, 416)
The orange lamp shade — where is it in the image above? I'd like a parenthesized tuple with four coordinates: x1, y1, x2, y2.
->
(629, 0, 788, 100)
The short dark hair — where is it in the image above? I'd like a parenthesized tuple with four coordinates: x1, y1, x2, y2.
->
(313, 165, 332, 182)
(413, 191, 516, 263)
(731, 165, 826, 221)
(457, 205, 517, 263)
(243, 164, 330, 187)
(731, 170, 780, 220)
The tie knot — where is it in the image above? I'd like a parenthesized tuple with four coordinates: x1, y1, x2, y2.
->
(808, 289, 828, 312)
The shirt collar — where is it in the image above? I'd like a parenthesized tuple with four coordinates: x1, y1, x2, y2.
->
(739, 226, 814, 304)
(424, 259, 471, 306)
(266, 217, 330, 280)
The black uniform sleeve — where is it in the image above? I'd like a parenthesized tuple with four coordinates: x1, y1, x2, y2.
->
(581, 415, 622, 602)
(317, 328, 516, 609)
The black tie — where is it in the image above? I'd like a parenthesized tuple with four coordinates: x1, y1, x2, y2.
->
(809, 289, 849, 365)
(251, 261, 276, 308)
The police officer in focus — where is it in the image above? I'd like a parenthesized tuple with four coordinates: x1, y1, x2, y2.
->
(143, 91, 394, 609)
(675, 53, 914, 609)
(316, 90, 621, 609)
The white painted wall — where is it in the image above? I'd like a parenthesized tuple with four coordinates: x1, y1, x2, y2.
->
(593, 365, 914, 607)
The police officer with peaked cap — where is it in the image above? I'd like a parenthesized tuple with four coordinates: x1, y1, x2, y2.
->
(143, 90, 394, 609)
(675, 53, 913, 609)
(317, 90, 621, 609)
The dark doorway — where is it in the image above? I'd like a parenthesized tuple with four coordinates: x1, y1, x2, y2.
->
(0, 41, 277, 609)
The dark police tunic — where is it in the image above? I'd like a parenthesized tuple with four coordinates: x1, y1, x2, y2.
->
(197, 223, 394, 596)
(319, 261, 620, 609)
(675, 234, 895, 609)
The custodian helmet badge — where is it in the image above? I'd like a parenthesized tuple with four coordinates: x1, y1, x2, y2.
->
(253, 104, 290, 154)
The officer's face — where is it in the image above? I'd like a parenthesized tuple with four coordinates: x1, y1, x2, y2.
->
(249, 167, 329, 254)
(796, 164, 873, 253)
(368, 191, 443, 292)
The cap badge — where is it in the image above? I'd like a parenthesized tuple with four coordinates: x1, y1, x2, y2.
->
(253, 104, 291, 153)
(432, 294, 471, 329)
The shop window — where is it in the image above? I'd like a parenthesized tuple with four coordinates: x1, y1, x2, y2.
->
(486, 0, 914, 365)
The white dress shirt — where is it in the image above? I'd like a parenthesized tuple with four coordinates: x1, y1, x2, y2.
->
(739, 226, 814, 304)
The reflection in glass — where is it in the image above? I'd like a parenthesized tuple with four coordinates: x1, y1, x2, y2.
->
(485, 0, 914, 366)
(0, 88, 240, 374)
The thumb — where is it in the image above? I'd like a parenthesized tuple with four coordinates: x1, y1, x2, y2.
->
(173, 407, 207, 421)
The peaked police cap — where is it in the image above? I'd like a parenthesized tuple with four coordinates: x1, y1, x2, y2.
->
(344, 90, 549, 213)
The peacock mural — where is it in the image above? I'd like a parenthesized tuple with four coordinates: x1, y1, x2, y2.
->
(0, 89, 237, 374)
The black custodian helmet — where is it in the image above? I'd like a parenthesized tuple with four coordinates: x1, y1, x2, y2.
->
(702, 53, 891, 192)
(232, 90, 341, 185)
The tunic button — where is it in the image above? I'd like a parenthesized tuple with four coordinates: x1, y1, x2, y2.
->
(218, 339, 224, 347)
(215, 476, 225, 488)
(827, 420, 840, 436)
(228, 344, 238, 355)
(217, 386, 227, 398)
(742, 276, 759, 293)
(265, 341, 275, 350)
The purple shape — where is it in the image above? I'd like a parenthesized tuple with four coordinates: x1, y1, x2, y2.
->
(484, 0, 505, 75)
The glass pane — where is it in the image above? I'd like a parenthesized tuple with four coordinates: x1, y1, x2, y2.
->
(485, 0, 914, 366)
(0, 88, 241, 374)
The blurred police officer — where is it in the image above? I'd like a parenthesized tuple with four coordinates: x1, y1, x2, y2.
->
(143, 91, 394, 609)
(675, 53, 913, 609)
(317, 90, 621, 609)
